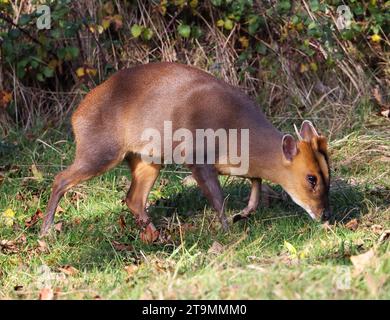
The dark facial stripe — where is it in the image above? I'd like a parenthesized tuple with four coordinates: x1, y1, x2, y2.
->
(314, 150, 330, 189)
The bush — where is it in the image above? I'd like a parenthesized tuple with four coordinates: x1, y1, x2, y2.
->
(0, 0, 389, 131)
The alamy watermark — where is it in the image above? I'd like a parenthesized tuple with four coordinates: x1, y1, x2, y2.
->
(334, 266, 351, 290)
(336, 5, 353, 30)
(36, 5, 51, 30)
(140, 121, 250, 175)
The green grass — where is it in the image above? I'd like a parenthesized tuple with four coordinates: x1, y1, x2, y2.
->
(0, 120, 389, 300)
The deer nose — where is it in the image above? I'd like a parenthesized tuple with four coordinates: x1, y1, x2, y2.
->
(321, 209, 332, 222)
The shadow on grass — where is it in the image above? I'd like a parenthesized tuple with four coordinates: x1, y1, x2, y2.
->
(49, 176, 388, 270)
(150, 177, 377, 224)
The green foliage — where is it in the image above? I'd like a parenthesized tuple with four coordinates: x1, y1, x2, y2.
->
(0, 0, 389, 122)
(178, 24, 191, 38)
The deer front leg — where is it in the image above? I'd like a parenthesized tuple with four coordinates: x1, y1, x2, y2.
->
(126, 155, 161, 243)
(233, 178, 261, 223)
(190, 165, 229, 232)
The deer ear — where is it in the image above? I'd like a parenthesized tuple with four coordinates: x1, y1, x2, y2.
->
(312, 136, 329, 156)
(282, 134, 298, 162)
(300, 120, 319, 142)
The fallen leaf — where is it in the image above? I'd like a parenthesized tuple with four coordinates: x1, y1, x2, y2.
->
(30, 164, 44, 182)
(112, 14, 123, 30)
(37, 239, 48, 253)
(54, 287, 61, 299)
(55, 205, 65, 214)
(371, 224, 383, 235)
(112, 240, 133, 252)
(239, 36, 249, 49)
(103, 1, 114, 15)
(380, 109, 389, 118)
(180, 223, 196, 233)
(373, 86, 390, 118)
(76, 67, 85, 78)
(54, 222, 63, 233)
(15, 192, 25, 201)
(345, 218, 359, 231)
(208, 241, 224, 255)
(70, 191, 86, 203)
(284, 240, 298, 258)
(39, 287, 54, 300)
(377, 230, 390, 245)
(118, 215, 126, 231)
(102, 17, 111, 30)
(0, 240, 18, 254)
(350, 249, 375, 274)
(18, 234, 27, 244)
(182, 175, 197, 187)
(247, 264, 266, 272)
(152, 258, 175, 272)
(0, 90, 12, 109)
(58, 265, 79, 276)
(25, 209, 44, 228)
(124, 265, 138, 276)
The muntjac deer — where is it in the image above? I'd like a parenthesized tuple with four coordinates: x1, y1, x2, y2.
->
(41, 62, 331, 243)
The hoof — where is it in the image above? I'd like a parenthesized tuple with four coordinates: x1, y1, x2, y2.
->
(39, 227, 56, 241)
(140, 223, 160, 243)
(232, 213, 249, 223)
(221, 219, 230, 232)
(39, 225, 52, 238)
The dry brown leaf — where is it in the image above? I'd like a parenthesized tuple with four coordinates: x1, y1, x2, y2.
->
(208, 241, 224, 255)
(152, 258, 175, 272)
(30, 164, 44, 182)
(55, 205, 65, 214)
(0, 90, 12, 109)
(54, 222, 63, 233)
(182, 175, 197, 187)
(373, 86, 390, 118)
(39, 287, 54, 300)
(345, 218, 359, 231)
(350, 249, 375, 274)
(118, 214, 126, 232)
(380, 109, 390, 118)
(72, 217, 81, 225)
(54, 287, 62, 299)
(37, 239, 48, 253)
(373, 86, 384, 106)
(371, 224, 384, 235)
(124, 265, 138, 276)
(112, 240, 133, 252)
(70, 191, 86, 203)
(58, 265, 79, 276)
(377, 230, 390, 245)
(0, 240, 19, 254)
(15, 192, 25, 201)
(25, 209, 44, 229)
(180, 223, 196, 233)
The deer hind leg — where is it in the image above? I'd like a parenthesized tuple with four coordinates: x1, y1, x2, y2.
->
(190, 164, 229, 231)
(41, 143, 124, 237)
(233, 178, 262, 223)
(125, 155, 161, 243)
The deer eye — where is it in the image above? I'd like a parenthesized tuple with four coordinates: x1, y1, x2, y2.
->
(307, 175, 317, 187)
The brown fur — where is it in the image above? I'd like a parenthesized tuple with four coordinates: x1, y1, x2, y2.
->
(41, 62, 331, 241)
